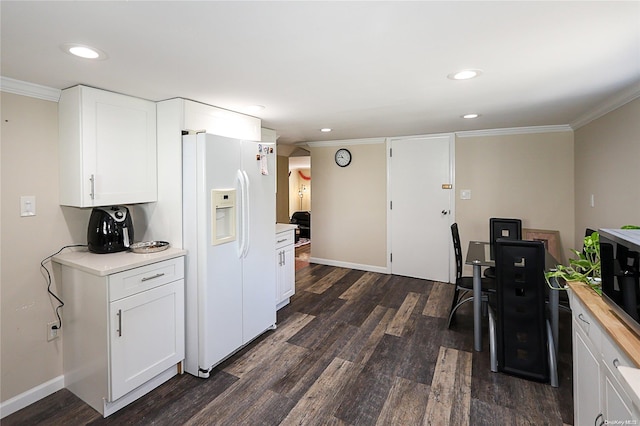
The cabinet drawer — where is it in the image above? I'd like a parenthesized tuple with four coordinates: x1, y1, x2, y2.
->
(571, 295, 602, 350)
(276, 230, 295, 249)
(109, 257, 184, 301)
(602, 333, 635, 387)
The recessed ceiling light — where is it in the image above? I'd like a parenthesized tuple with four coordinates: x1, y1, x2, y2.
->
(320, 128, 332, 132)
(61, 43, 107, 60)
(447, 69, 483, 80)
(462, 113, 480, 119)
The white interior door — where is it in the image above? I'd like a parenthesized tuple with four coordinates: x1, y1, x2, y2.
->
(389, 135, 453, 281)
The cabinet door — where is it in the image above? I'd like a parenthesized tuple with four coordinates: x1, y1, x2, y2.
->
(109, 280, 184, 401)
(573, 323, 602, 426)
(603, 374, 634, 424)
(276, 246, 295, 305)
(83, 87, 157, 206)
(280, 245, 295, 300)
(59, 86, 157, 207)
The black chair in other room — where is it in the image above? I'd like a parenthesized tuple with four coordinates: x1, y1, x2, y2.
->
(487, 238, 558, 387)
(484, 218, 522, 279)
(447, 223, 496, 328)
(290, 211, 310, 242)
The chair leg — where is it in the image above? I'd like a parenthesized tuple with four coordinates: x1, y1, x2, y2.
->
(449, 288, 460, 317)
(488, 305, 497, 373)
(447, 295, 473, 328)
(546, 320, 559, 387)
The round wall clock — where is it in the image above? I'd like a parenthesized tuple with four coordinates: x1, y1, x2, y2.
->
(335, 148, 352, 167)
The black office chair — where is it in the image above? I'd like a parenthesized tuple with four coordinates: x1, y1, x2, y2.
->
(484, 218, 522, 279)
(447, 223, 496, 328)
(487, 239, 558, 387)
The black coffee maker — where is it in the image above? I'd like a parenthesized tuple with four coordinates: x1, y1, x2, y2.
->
(87, 206, 134, 253)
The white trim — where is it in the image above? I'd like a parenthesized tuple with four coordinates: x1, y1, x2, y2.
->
(455, 124, 573, 138)
(303, 137, 386, 147)
(0, 375, 64, 419)
(0, 77, 61, 102)
(385, 137, 392, 274)
(387, 132, 455, 142)
(571, 83, 640, 129)
(309, 257, 389, 274)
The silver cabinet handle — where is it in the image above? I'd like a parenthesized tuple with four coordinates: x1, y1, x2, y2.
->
(578, 313, 590, 325)
(282, 251, 285, 266)
(595, 413, 604, 426)
(141, 273, 165, 282)
(277, 238, 287, 244)
(116, 309, 122, 337)
(89, 174, 95, 200)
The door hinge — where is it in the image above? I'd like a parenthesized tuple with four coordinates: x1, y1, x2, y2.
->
(390, 201, 393, 210)
(390, 253, 393, 262)
(390, 148, 392, 157)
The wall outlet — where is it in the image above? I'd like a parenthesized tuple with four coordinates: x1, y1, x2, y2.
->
(47, 321, 60, 342)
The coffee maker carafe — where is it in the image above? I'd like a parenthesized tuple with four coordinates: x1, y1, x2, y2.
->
(87, 206, 134, 253)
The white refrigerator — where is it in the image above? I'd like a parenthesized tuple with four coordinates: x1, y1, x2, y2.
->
(182, 132, 276, 378)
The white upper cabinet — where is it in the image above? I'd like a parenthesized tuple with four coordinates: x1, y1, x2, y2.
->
(59, 85, 157, 207)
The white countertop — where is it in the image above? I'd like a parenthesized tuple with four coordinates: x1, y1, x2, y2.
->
(276, 223, 298, 233)
(619, 366, 640, 413)
(52, 247, 187, 276)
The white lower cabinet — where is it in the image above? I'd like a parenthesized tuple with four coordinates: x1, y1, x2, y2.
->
(570, 290, 638, 426)
(59, 255, 185, 417)
(276, 227, 295, 309)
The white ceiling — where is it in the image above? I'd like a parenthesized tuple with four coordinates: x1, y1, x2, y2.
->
(2, 1, 640, 144)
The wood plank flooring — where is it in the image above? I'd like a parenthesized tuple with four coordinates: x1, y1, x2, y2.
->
(3, 247, 574, 425)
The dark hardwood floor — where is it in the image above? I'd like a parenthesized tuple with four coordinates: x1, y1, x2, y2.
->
(4, 246, 573, 425)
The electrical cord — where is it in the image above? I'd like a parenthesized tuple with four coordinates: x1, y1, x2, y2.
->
(40, 244, 87, 330)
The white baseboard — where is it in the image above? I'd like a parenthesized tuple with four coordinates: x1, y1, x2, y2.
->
(309, 257, 389, 274)
(0, 375, 64, 419)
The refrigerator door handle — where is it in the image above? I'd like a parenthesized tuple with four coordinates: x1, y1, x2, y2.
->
(242, 170, 251, 258)
(236, 170, 246, 258)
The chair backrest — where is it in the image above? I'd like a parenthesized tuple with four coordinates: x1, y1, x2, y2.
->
(489, 218, 522, 259)
(290, 211, 310, 226)
(495, 238, 548, 382)
(451, 223, 464, 280)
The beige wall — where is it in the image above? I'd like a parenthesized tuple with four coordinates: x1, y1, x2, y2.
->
(574, 98, 640, 248)
(455, 131, 575, 269)
(0, 93, 75, 401)
(276, 155, 290, 223)
(0, 93, 150, 404)
(307, 143, 387, 269)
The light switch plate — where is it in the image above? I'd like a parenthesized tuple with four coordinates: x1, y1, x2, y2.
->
(20, 196, 36, 217)
(460, 189, 471, 200)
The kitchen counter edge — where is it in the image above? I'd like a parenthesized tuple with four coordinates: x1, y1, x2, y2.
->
(276, 223, 298, 233)
(567, 281, 640, 367)
(52, 247, 187, 276)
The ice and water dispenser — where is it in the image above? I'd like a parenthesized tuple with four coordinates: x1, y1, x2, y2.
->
(211, 189, 236, 245)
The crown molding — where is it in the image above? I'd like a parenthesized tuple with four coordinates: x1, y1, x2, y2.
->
(303, 137, 386, 147)
(570, 83, 640, 129)
(0, 77, 61, 102)
(456, 124, 573, 138)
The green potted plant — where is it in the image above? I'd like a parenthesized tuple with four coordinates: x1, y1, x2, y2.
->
(545, 225, 640, 295)
(545, 230, 601, 294)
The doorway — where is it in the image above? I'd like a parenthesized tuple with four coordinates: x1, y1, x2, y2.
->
(288, 150, 311, 249)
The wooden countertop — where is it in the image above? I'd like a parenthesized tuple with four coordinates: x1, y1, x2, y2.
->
(568, 281, 640, 367)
